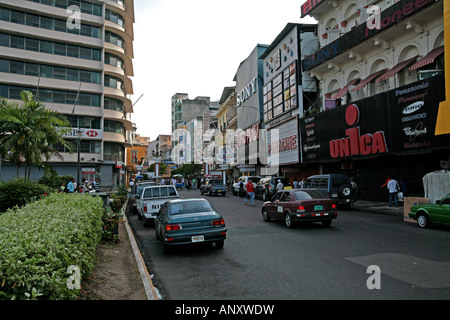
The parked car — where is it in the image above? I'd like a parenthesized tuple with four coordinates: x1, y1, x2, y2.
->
(262, 189, 338, 228)
(255, 176, 290, 201)
(232, 176, 261, 196)
(136, 185, 179, 226)
(200, 179, 228, 196)
(154, 198, 227, 253)
(126, 181, 156, 215)
(303, 174, 354, 208)
(408, 193, 450, 228)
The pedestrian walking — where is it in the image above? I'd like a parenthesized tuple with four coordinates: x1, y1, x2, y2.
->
(244, 179, 255, 206)
(387, 176, 400, 207)
(67, 179, 75, 193)
(293, 179, 298, 189)
(276, 179, 284, 192)
(299, 178, 306, 188)
(239, 180, 244, 198)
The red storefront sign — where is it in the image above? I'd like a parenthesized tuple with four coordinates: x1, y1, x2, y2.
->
(329, 104, 388, 158)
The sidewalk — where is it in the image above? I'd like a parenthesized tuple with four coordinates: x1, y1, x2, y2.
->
(351, 200, 404, 216)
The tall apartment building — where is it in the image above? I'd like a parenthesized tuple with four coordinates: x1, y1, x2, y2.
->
(0, 0, 135, 188)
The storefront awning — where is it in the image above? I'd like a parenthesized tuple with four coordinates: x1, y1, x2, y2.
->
(331, 78, 359, 100)
(376, 56, 418, 82)
(350, 69, 387, 92)
(409, 46, 444, 71)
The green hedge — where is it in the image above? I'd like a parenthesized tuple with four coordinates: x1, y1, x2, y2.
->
(0, 179, 54, 213)
(0, 193, 104, 300)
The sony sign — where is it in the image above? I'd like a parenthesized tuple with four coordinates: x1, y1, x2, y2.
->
(236, 76, 257, 106)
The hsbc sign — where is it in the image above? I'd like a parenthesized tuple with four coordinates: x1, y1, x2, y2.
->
(60, 128, 103, 140)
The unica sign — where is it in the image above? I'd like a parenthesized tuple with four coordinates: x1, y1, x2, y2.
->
(329, 104, 388, 159)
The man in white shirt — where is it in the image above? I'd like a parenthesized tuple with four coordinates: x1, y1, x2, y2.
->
(276, 180, 284, 192)
(387, 176, 400, 207)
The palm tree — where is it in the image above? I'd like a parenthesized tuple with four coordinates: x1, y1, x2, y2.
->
(0, 91, 72, 180)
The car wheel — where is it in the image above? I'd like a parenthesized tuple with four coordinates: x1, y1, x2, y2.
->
(417, 212, 431, 228)
(285, 213, 294, 228)
(222, 193, 226, 196)
(262, 208, 271, 222)
(137, 212, 142, 220)
(339, 184, 352, 198)
(155, 226, 160, 240)
(215, 240, 224, 249)
(322, 219, 332, 227)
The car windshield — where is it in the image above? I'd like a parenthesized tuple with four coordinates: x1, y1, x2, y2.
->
(208, 180, 222, 184)
(249, 177, 261, 183)
(294, 190, 325, 200)
(169, 200, 215, 215)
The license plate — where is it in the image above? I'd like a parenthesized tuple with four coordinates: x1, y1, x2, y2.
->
(191, 235, 204, 243)
(217, 190, 222, 192)
(314, 205, 323, 211)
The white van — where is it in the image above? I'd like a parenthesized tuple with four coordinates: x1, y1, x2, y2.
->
(136, 185, 179, 226)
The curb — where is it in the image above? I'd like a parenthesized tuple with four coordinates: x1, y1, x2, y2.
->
(122, 206, 159, 300)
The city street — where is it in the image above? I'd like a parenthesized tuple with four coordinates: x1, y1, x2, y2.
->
(127, 189, 450, 300)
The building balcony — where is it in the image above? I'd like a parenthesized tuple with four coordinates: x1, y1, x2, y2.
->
(302, 0, 441, 74)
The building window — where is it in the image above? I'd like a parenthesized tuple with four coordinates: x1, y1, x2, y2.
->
(27, 0, 103, 17)
(106, 9, 125, 28)
(104, 142, 124, 162)
(105, 31, 125, 49)
(0, 32, 101, 61)
(0, 84, 101, 107)
(104, 119, 124, 134)
(0, 7, 101, 39)
(104, 97, 124, 112)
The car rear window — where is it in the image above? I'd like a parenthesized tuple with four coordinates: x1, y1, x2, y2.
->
(331, 176, 349, 188)
(169, 200, 214, 215)
(294, 190, 326, 200)
(143, 186, 177, 198)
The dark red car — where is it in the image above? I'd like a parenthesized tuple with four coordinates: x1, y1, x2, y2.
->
(262, 189, 338, 228)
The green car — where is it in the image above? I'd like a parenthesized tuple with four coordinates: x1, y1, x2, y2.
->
(408, 193, 450, 228)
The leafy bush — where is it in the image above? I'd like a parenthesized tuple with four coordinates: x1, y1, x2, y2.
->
(0, 179, 54, 213)
(38, 174, 73, 190)
(0, 193, 104, 300)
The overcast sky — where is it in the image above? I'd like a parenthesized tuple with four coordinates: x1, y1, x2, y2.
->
(130, 0, 315, 140)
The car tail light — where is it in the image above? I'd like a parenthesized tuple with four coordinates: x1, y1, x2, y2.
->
(298, 205, 305, 212)
(331, 204, 337, 210)
(212, 219, 225, 226)
(165, 224, 182, 231)
(143, 204, 147, 212)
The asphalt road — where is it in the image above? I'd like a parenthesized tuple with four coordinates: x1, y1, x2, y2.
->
(127, 189, 450, 300)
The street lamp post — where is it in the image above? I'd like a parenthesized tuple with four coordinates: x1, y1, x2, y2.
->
(76, 129, 83, 192)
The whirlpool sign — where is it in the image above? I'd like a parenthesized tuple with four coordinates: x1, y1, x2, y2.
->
(299, 74, 447, 163)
